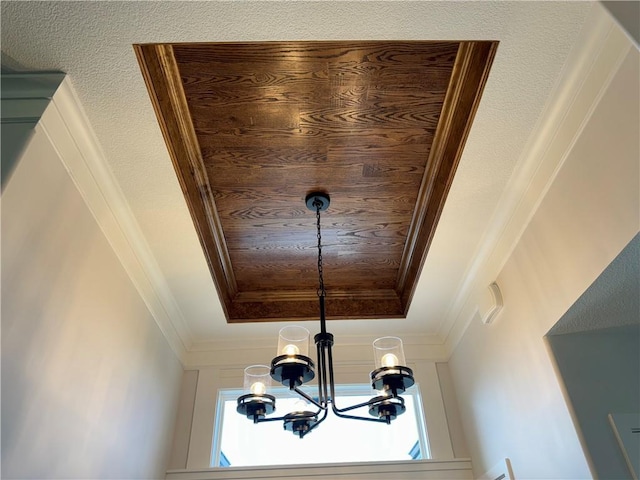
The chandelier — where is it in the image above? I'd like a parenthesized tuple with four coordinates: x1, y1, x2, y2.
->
(236, 192, 415, 438)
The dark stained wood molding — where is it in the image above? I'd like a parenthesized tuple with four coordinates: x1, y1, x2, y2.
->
(134, 44, 238, 314)
(228, 296, 405, 323)
(396, 41, 499, 314)
(234, 288, 401, 303)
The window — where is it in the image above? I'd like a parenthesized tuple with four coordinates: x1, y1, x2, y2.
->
(211, 384, 429, 467)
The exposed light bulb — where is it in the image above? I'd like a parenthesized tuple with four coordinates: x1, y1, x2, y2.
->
(381, 353, 399, 368)
(282, 344, 300, 356)
(250, 381, 266, 395)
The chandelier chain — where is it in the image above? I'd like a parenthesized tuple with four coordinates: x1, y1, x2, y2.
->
(315, 201, 325, 298)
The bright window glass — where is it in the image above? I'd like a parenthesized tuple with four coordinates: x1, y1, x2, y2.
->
(211, 384, 429, 467)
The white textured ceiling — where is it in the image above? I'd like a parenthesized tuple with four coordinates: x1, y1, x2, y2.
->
(1, 1, 593, 354)
(549, 234, 640, 336)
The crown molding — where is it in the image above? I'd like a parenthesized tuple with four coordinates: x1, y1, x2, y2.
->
(440, 4, 633, 356)
(1, 72, 66, 189)
(39, 77, 194, 363)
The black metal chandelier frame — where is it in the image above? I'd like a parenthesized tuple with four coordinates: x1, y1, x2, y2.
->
(236, 192, 415, 438)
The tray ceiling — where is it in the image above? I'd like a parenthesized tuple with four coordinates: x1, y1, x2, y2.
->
(135, 40, 497, 323)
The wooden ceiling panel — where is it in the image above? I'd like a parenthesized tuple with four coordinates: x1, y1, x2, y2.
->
(135, 40, 497, 323)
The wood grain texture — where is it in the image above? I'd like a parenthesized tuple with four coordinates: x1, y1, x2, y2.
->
(135, 40, 498, 323)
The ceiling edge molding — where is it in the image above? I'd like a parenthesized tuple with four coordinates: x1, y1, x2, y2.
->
(133, 43, 238, 318)
(440, 3, 633, 357)
(39, 77, 194, 363)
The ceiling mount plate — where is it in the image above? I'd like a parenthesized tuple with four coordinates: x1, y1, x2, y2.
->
(305, 192, 330, 211)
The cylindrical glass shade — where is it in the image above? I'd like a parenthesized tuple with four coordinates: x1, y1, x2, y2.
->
(243, 365, 271, 396)
(277, 325, 310, 358)
(373, 336, 406, 369)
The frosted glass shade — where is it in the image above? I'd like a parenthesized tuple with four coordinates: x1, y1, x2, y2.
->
(243, 365, 271, 396)
(277, 325, 310, 358)
(373, 336, 406, 369)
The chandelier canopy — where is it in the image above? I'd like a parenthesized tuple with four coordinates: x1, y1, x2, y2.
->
(236, 192, 415, 438)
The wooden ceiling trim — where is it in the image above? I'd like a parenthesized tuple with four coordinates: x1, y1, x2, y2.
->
(134, 44, 238, 313)
(227, 296, 405, 323)
(396, 41, 499, 313)
(235, 288, 400, 303)
(136, 41, 497, 324)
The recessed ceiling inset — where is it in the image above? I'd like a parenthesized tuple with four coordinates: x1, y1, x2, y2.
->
(135, 41, 498, 323)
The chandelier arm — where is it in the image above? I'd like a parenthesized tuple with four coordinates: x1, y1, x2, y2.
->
(254, 415, 291, 424)
(289, 408, 324, 419)
(299, 408, 329, 439)
(325, 339, 394, 419)
(293, 386, 325, 410)
(325, 339, 369, 415)
(326, 338, 339, 407)
(315, 339, 325, 405)
(330, 405, 389, 423)
(333, 392, 406, 415)
(314, 407, 329, 426)
(332, 396, 381, 413)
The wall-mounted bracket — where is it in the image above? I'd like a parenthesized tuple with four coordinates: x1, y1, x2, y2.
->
(478, 282, 504, 325)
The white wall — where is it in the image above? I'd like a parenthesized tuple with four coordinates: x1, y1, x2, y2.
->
(1, 115, 184, 478)
(448, 42, 639, 479)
